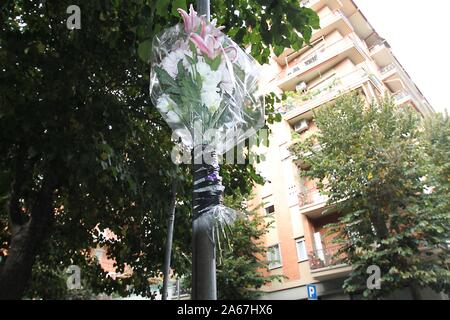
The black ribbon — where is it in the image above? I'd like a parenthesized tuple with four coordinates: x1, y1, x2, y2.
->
(192, 148, 224, 220)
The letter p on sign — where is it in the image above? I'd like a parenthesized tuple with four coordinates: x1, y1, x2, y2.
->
(307, 284, 318, 300)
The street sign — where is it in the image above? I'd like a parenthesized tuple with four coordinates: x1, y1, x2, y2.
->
(307, 284, 318, 300)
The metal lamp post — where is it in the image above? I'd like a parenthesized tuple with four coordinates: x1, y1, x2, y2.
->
(191, 1, 215, 301)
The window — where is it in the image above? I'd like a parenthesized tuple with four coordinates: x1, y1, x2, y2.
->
(267, 244, 282, 269)
(264, 204, 275, 216)
(296, 238, 308, 261)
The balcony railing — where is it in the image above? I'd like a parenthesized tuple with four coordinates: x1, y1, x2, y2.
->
(348, 33, 370, 57)
(308, 244, 345, 270)
(318, 9, 349, 29)
(301, 0, 310, 7)
(282, 68, 369, 115)
(369, 39, 387, 52)
(282, 36, 363, 82)
(300, 0, 317, 7)
(298, 188, 328, 207)
(380, 63, 396, 74)
(286, 47, 325, 77)
(393, 90, 410, 103)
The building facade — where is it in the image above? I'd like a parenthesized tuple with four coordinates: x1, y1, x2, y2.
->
(252, 0, 435, 300)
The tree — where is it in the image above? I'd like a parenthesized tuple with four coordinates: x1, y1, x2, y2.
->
(217, 194, 282, 300)
(419, 112, 450, 296)
(289, 93, 450, 299)
(0, 0, 318, 299)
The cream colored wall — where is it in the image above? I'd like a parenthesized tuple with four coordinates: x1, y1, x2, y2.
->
(324, 29, 343, 44)
(264, 214, 279, 246)
(290, 205, 304, 238)
(317, 5, 333, 18)
(261, 60, 283, 93)
(335, 58, 356, 75)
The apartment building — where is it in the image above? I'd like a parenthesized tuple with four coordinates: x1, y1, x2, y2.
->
(252, 0, 435, 300)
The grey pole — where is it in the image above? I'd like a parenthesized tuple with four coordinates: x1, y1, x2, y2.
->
(197, 0, 210, 20)
(162, 181, 177, 300)
(192, 0, 216, 301)
(192, 148, 217, 300)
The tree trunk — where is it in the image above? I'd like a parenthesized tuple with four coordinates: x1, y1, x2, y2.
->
(0, 175, 56, 300)
(369, 210, 390, 240)
(410, 284, 422, 300)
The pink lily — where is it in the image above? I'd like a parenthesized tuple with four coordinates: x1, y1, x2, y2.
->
(204, 18, 226, 38)
(190, 32, 239, 63)
(178, 5, 226, 39)
(190, 33, 217, 59)
(200, 19, 206, 38)
(177, 4, 204, 34)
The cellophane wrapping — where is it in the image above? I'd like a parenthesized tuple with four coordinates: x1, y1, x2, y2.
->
(149, 6, 264, 155)
(149, 6, 265, 226)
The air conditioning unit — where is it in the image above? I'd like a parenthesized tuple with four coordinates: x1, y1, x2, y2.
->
(296, 82, 307, 92)
(294, 119, 309, 133)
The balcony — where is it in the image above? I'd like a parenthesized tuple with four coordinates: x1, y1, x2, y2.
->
(293, 144, 322, 169)
(274, 9, 354, 66)
(393, 90, 412, 105)
(300, 0, 320, 9)
(282, 68, 381, 122)
(314, 10, 354, 40)
(300, 0, 311, 7)
(309, 244, 351, 280)
(298, 188, 330, 218)
(370, 40, 392, 66)
(276, 36, 368, 92)
(299, 188, 327, 207)
(379, 63, 397, 80)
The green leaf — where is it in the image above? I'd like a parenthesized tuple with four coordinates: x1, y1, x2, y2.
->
(234, 28, 246, 44)
(154, 66, 177, 87)
(156, 0, 170, 18)
(260, 22, 272, 45)
(210, 55, 222, 71)
(137, 39, 152, 62)
(273, 45, 285, 56)
(300, 26, 312, 43)
(171, 0, 187, 17)
(289, 31, 303, 51)
(274, 113, 282, 122)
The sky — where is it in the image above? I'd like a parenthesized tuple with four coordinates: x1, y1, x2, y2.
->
(354, 0, 450, 113)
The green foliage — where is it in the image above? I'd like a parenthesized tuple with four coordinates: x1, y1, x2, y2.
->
(0, 0, 317, 298)
(217, 193, 283, 300)
(25, 259, 96, 300)
(212, 0, 319, 63)
(182, 193, 283, 300)
(289, 93, 450, 299)
(284, 78, 341, 111)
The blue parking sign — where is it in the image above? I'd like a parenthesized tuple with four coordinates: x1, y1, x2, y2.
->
(307, 284, 318, 300)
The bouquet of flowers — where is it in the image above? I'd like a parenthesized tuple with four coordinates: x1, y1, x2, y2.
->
(149, 5, 264, 154)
